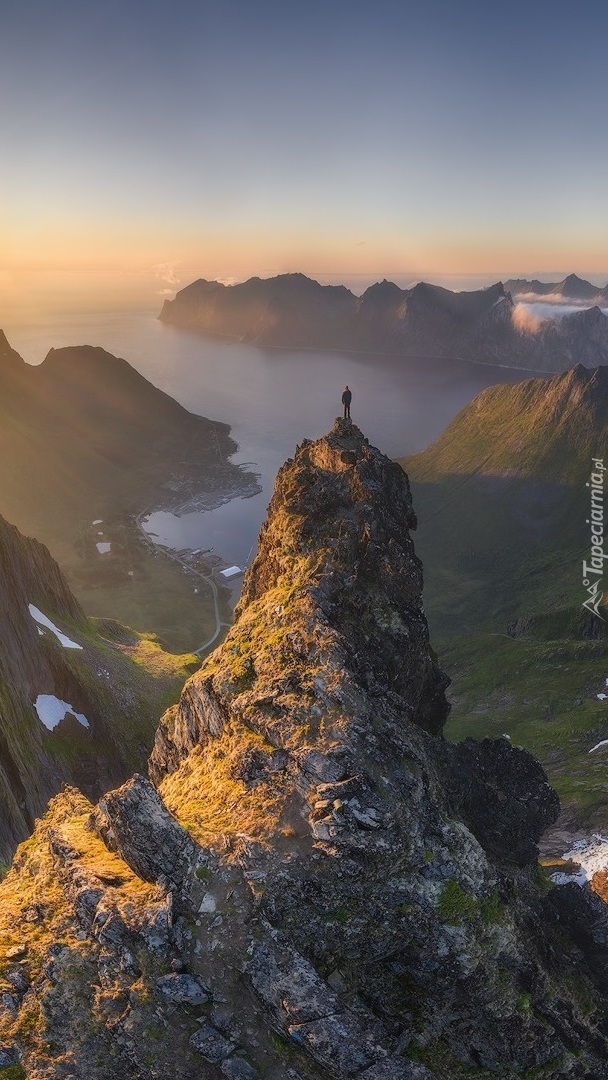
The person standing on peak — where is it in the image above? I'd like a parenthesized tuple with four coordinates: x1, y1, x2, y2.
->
(342, 385, 352, 420)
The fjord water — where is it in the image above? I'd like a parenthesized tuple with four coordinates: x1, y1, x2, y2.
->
(8, 309, 534, 570)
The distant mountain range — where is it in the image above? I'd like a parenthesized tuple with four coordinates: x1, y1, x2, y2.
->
(159, 273, 608, 371)
(505, 273, 608, 303)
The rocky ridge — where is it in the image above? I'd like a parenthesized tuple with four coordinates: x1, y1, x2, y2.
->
(3, 421, 608, 1077)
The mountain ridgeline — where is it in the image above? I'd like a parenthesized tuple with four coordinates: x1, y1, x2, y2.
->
(0, 331, 261, 651)
(0, 332, 241, 548)
(505, 273, 608, 302)
(159, 272, 608, 371)
(4, 421, 608, 1079)
(404, 363, 608, 635)
(401, 363, 608, 829)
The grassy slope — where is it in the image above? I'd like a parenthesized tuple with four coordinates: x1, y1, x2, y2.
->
(0, 607, 197, 865)
(71, 615, 198, 767)
(2, 609, 196, 795)
(67, 512, 224, 654)
(401, 365, 606, 636)
(398, 365, 608, 825)
(440, 627, 608, 826)
(409, 479, 585, 637)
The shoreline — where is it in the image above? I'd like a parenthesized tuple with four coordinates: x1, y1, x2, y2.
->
(159, 315, 559, 377)
(134, 467, 261, 656)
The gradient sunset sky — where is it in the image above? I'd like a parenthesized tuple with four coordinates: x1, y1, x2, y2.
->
(2, 0, 608, 317)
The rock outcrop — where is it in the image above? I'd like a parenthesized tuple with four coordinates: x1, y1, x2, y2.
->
(4, 421, 608, 1078)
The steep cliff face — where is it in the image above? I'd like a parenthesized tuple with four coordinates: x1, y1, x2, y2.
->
(4, 422, 608, 1079)
(0, 512, 192, 863)
(0, 513, 85, 856)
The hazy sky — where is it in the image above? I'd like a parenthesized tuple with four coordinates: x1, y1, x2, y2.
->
(2, 0, 608, 317)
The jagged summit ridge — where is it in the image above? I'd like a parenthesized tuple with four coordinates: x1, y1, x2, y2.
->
(152, 418, 449, 785)
(237, 418, 450, 732)
(6, 424, 608, 1077)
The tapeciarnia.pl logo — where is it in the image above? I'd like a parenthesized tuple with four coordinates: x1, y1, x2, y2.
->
(582, 457, 606, 620)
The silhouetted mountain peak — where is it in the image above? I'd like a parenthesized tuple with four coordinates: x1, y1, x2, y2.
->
(0, 331, 26, 373)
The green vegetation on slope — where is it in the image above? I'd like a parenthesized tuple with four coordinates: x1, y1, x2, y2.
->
(397, 365, 608, 826)
(441, 628, 608, 825)
(70, 512, 225, 654)
(400, 364, 608, 635)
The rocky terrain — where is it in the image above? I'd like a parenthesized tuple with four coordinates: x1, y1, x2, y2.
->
(3, 421, 608, 1078)
(159, 273, 608, 371)
(0, 510, 196, 864)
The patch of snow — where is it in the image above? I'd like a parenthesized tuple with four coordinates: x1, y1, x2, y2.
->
(97, 531, 104, 536)
(551, 834, 608, 888)
(92, 519, 103, 525)
(589, 739, 608, 754)
(219, 565, 242, 579)
(198, 893, 217, 914)
(37, 627, 44, 636)
(96, 542, 111, 554)
(34, 694, 90, 731)
(598, 693, 608, 701)
(127, 570, 134, 576)
(28, 604, 82, 650)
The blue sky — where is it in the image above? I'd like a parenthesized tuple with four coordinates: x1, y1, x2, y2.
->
(2, 0, 607, 315)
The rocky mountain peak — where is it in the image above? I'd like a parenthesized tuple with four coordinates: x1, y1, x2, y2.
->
(0, 329, 26, 376)
(151, 419, 450, 791)
(6, 424, 608, 1077)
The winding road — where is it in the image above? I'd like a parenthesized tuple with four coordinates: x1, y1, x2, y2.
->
(134, 509, 232, 657)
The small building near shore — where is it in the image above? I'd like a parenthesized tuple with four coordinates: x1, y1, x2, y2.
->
(219, 565, 242, 579)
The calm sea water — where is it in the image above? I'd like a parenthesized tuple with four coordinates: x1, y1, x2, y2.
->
(6, 310, 539, 571)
